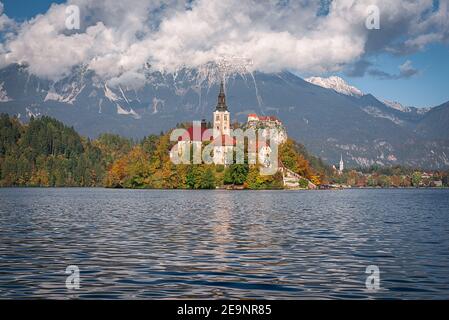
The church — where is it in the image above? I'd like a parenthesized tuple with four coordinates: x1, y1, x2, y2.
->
(170, 81, 235, 165)
(332, 155, 345, 175)
(211, 81, 235, 165)
(171, 81, 276, 166)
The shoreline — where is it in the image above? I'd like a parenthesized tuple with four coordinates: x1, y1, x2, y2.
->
(0, 186, 447, 191)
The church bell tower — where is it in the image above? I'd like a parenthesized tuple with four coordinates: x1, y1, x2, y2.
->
(213, 81, 230, 137)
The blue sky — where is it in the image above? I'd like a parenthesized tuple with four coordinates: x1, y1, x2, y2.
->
(337, 44, 449, 107)
(2, 0, 65, 21)
(1, 0, 448, 108)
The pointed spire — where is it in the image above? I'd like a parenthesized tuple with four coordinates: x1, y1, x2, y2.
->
(219, 80, 225, 95)
(339, 154, 344, 173)
(216, 80, 228, 111)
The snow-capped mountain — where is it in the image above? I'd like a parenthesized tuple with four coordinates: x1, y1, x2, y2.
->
(305, 76, 364, 97)
(382, 99, 430, 115)
(382, 100, 412, 112)
(1, 63, 449, 169)
(305, 76, 431, 117)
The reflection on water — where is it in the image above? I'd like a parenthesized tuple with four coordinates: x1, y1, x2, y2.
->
(0, 188, 449, 299)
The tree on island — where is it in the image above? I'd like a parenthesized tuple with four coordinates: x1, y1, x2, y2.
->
(224, 164, 248, 185)
(412, 171, 422, 187)
(200, 168, 216, 189)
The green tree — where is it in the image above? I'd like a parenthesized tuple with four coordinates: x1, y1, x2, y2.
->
(200, 168, 216, 189)
(228, 164, 248, 185)
(246, 166, 283, 189)
(412, 172, 422, 187)
(186, 165, 203, 189)
(443, 173, 449, 187)
(0, 114, 21, 156)
(378, 175, 392, 188)
(298, 178, 309, 189)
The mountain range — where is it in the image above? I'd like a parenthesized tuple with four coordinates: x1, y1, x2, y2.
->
(0, 63, 448, 169)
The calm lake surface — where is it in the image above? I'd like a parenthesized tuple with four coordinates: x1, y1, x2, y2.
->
(0, 188, 448, 299)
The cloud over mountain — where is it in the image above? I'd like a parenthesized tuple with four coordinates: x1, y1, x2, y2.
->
(0, 0, 447, 83)
(366, 60, 420, 80)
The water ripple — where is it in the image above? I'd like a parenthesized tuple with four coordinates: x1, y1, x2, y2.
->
(0, 188, 449, 299)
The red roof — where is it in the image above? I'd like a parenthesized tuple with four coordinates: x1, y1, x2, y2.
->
(249, 114, 280, 122)
(178, 124, 211, 142)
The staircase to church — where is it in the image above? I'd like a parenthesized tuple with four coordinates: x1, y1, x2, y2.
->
(283, 169, 301, 188)
(279, 162, 317, 189)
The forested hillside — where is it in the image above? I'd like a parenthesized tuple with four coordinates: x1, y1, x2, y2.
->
(0, 114, 106, 187)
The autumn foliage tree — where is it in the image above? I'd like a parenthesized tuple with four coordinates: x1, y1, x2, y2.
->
(279, 139, 322, 185)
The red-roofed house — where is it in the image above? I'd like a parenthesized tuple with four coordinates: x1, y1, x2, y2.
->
(248, 114, 259, 122)
(171, 120, 213, 163)
(177, 121, 210, 142)
(247, 114, 281, 126)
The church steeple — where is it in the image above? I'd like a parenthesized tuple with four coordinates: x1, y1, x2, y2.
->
(339, 154, 344, 173)
(216, 81, 228, 111)
(213, 80, 231, 138)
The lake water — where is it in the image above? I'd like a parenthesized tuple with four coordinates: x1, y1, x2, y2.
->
(0, 188, 448, 299)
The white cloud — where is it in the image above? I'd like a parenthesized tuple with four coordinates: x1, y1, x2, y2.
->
(368, 59, 419, 80)
(399, 60, 418, 77)
(0, 0, 447, 82)
(0, 1, 15, 31)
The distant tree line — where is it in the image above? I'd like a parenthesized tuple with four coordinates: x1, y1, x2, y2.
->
(332, 165, 449, 188)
